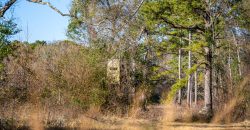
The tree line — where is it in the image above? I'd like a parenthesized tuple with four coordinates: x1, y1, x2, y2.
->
(0, 0, 249, 125)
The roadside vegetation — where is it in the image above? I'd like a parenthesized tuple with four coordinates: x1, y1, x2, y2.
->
(0, 0, 249, 129)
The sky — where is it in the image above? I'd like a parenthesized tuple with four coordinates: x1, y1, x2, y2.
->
(8, 0, 72, 43)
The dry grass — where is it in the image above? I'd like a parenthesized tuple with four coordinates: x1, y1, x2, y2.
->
(29, 111, 44, 130)
(212, 73, 250, 123)
(0, 104, 249, 130)
(129, 88, 147, 118)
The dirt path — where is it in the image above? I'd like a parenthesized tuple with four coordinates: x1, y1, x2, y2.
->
(75, 116, 250, 130)
(4, 105, 249, 130)
(88, 105, 250, 130)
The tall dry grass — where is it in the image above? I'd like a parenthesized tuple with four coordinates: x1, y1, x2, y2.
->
(212, 73, 250, 123)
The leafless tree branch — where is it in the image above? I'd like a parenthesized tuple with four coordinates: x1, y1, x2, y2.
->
(26, 0, 76, 18)
(129, 0, 144, 20)
(0, 0, 17, 17)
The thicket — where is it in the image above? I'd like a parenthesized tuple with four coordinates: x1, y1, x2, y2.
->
(0, 41, 110, 126)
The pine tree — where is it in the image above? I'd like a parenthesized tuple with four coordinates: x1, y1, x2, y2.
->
(141, 0, 244, 118)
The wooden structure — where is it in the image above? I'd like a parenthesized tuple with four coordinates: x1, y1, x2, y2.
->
(107, 59, 120, 84)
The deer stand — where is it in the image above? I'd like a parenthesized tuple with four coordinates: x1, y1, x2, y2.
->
(106, 58, 135, 115)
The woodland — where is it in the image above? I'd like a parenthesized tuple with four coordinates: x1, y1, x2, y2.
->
(0, 0, 249, 129)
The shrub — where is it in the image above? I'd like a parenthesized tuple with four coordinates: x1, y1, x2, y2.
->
(1, 41, 107, 111)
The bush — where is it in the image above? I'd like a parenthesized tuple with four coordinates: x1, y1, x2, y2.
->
(0, 41, 107, 111)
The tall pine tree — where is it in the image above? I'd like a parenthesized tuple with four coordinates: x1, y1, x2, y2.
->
(141, 0, 243, 118)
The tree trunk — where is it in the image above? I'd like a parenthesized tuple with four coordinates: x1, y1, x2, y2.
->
(237, 48, 242, 76)
(204, 46, 213, 117)
(187, 32, 192, 107)
(219, 71, 223, 88)
(231, 30, 242, 77)
(177, 48, 182, 105)
(194, 70, 197, 105)
(228, 42, 232, 81)
(85, 1, 97, 43)
(203, 0, 214, 116)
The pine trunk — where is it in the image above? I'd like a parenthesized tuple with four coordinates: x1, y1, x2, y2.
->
(177, 48, 182, 105)
(204, 46, 213, 118)
(187, 32, 192, 107)
(203, 1, 214, 116)
(194, 70, 197, 105)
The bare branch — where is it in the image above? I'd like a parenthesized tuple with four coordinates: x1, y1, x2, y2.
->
(129, 0, 144, 20)
(112, 0, 145, 37)
(0, 0, 17, 17)
(26, 0, 76, 18)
